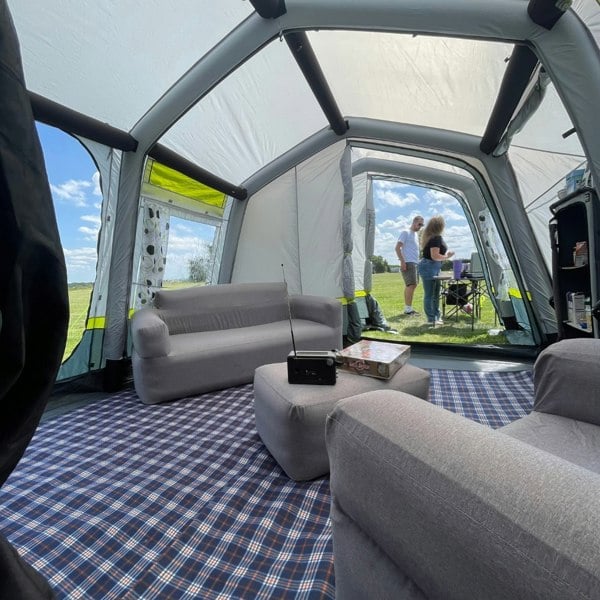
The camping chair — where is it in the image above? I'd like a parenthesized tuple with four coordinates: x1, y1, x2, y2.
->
(442, 282, 472, 321)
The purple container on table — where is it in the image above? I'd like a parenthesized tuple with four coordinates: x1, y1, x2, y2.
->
(453, 260, 463, 279)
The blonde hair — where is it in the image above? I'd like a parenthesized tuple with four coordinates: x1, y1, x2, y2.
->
(421, 215, 445, 249)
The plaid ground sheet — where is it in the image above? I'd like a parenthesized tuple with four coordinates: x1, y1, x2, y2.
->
(429, 369, 533, 428)
(0, 369, 533, 598)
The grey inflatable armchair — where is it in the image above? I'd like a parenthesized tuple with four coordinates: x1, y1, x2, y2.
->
(131, 282, 342, 404)
(326, 338, 600, 599)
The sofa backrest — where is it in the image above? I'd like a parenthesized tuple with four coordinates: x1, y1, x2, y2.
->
(153, 282, 289, 334)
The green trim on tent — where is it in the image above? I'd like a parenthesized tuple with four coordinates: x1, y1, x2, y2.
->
(86, 316, 106, 329)
(338, 290, 368, 304)
(142, 159, 227, 218)
(508, 287, 532, 300)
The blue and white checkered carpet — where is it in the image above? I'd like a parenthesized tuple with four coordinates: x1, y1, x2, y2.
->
(0, 369, 533, 599)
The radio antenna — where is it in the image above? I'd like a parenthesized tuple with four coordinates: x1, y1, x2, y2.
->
(281, 263, 297, 356)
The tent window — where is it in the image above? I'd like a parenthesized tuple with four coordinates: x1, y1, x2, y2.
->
(36, 122, 101, 362)
(131, 202, 220, 309)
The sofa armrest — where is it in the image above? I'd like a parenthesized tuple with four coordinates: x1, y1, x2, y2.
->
(534, 338, 600, 426)
(290, 294, 342, 330)
(131, 308, 171, 358)
(326, 390, 600, 600)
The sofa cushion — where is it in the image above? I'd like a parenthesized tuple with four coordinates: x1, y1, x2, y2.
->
(501, 411, 600, 474)
(154, 283, 288, 335)
(155, 282, 289, 334)
(130, 308, 171, 358)
(533, 338, 600, 426)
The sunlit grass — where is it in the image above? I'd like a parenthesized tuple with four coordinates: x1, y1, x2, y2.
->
(366, 271, 506, 345)
(64, 280, 201, 360)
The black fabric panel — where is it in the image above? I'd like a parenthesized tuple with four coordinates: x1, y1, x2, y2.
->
(0, 535, 54, 600)
(527, 0, 568, 30)
(248, 0, 286, 19)
(0, 1, 69, 597)
(479, 45, 538, 155)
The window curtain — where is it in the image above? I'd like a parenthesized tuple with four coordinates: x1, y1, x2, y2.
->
(363, 177, 376, 293)
(133, 200, 170, 309)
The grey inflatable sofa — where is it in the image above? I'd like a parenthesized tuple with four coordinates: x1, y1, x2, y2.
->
(131, 282, 342, 405)
(326, 338, 600, 599)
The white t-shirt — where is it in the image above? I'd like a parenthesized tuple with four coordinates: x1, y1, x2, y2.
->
(398, 230, 420, 263)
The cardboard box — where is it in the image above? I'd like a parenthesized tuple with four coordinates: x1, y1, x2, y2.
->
(573, 241, 588, 267)
(338, 340, 411, 379)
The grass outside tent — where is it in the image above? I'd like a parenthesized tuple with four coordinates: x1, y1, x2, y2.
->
(365, 271, 505, 345)
(63, 272, 505, 362)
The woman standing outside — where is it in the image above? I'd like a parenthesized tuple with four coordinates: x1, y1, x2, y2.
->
(418, 215, 455, 325)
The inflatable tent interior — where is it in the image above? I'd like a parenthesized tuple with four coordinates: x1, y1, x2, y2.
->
(2, 0, 600, 388)
(2, 0, 600, 596)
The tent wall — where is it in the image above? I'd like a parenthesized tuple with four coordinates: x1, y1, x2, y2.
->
(351, 172, 368, 294)
(232, 142, 345, 297)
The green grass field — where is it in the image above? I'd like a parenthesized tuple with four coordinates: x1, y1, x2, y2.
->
(64, 284, 93, 361)
(64, 273, 505, 361)
(366, 271, 505, 345)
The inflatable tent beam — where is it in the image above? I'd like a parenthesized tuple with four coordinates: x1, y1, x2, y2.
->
(30, 92, 138, 152)
(148, 144, 248, 200)
(285, 31, 348, 136)
(29, 92, 246, 200)
(248, 0, 287, 19)
(479, 46, 539, 155)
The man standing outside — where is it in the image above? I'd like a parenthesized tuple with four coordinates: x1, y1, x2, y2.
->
(395, 215, 424, 315)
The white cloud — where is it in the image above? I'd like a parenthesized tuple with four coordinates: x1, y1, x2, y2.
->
(92, 171, 102, 196)
(171, 222, 195, 234)
(78, 214, 101, 242)
(440, 207, 465, 222)
(443, 224, 477, 260)
(62, 247, 97, 282)
(373, 231, 399, 262)
(425, 189, 456, 205)
(375, 180, 410, 191)
(376, 189, 420, 208)
(162, 234, 212, 280)
(51, 179, 91, 207)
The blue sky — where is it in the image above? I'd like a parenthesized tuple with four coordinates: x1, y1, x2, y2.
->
(38, 124, 476, 283)
(37, 123, 214, 283)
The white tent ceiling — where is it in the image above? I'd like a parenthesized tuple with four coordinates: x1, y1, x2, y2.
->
(7, 0, 600, 366)
(9, 0, 598, 202)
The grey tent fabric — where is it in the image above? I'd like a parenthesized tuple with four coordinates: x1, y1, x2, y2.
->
(363, 178, 375, 292)
(0, 1, 69, 597)
(341, 146, 354, 299)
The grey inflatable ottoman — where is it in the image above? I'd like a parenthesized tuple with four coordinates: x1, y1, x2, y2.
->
(253, 361, 430, 481)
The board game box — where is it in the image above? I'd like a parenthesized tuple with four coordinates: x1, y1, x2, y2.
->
(337, 340, 411, 379)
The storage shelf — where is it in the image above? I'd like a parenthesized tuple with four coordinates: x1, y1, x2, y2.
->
(551, 188, 598, 340)
(563, 320, 593, 334)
